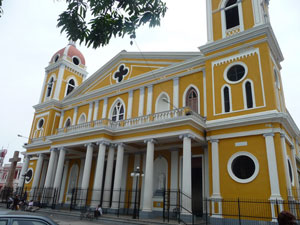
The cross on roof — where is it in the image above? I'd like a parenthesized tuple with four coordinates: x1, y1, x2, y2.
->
(9, 151, 21, 163)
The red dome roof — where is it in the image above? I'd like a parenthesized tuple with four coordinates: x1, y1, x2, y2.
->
(51, 43, 86, 66)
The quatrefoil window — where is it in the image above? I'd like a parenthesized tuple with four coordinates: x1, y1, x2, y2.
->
(113, 64, 129, 83)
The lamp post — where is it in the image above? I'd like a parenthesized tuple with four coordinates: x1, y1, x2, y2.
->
(21, 170, 30, 199)
(131, 166, 144, 219)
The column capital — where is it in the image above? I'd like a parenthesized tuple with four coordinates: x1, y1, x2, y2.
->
(210, 139, 219, 144)
(74, 106, 78, 112)
(50, 148, 58, 152)
(144, 139, 157, 144)
(96, 140, 110, 146)
(116, 143, 125, 148)
(179, 134, 195, 140)
(280, 133, 286, 138)
(24, 154, 31, 159)
(84, 143, 96, 148)
(263, 133, 274, 138)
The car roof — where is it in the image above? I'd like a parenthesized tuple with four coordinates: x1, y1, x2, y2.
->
(0, 213, 58, 224)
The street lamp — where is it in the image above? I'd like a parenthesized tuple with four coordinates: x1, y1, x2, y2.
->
(131, 166, 144, 219)
(21, 170, 31, 199)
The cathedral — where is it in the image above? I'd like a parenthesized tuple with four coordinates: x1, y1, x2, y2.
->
(18, 0, 300, 222)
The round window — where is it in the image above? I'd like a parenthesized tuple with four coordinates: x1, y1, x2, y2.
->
(227, 152, 259, 183)
(72, 57, 80, 65)
(224, 63, 248, 84)
(37, 119, 44, 129)
(54, 54, 59, 63)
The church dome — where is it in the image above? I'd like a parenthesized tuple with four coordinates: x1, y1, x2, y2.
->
(51, 42, 86, 66)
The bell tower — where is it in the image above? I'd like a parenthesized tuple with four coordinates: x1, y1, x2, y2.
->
(39, 42, 88, 103)
(206, 0, 270, 43)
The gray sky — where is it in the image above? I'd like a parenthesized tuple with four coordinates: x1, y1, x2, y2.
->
(0, 0, 299, 163)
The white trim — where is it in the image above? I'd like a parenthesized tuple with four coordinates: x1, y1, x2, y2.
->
(127, 91, 133, 119)
(252, 0, 263, 26)
(78, 113, 87, 124)
(206, 0, 213, 42)
(87, 102, 93, 122)
(102, 98, 108, 119)
(173, 78, 179, 109)
(155, 92, 170, 113)
(242, 79, 256, 109)
(64, 76, 78, 97)
(72, 107, 78, 126)
(147, 85, 153, 115)
(53, 65, 66, 100)
(138, 87, 144, 116)
(35, 112, 50, 119)
(109, 97, 126, 121)
(221, 84, 232, 113)
(182, 84, 200, 114)
(203, 70, 207, 117)
(223, 62, 248, 84)
(227, 151, 259, 183)
(93, 100, 99, 121)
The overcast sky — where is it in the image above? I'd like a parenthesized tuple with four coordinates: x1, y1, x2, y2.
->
(0, 0, 299, 164)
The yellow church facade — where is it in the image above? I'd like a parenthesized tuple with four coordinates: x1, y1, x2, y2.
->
(18, 0, 300, 221)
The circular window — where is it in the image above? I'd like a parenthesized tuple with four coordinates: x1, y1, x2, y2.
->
(37, 119, 44, 129)
(25, 168, 33, 184)
(224, 63, 248, 84)
(227, 152, 259, 183)
(54, 54, 60, 63)
(72, 57, 80, 65)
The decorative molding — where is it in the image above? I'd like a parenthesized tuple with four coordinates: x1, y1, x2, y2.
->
(144, 139, 157, 144)
(263, 133, 274, 138)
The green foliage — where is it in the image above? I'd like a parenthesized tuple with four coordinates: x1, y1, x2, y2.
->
(0, 0, 3, 18)
(57, 0, 167, 48)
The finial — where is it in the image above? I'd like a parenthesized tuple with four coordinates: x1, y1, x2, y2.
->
(68, 40, 76, 47)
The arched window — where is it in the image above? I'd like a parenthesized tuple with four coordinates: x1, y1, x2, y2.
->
(186, 88, 198, 113)
(156, 93, 170, 113)
(65, 118, 71, 128)
(245, 81, 254, 109)
(46, 77, 54, 97)
(225, 0, 240, 29)
(78, 114, 86, 124)
(223, 86, 231, 113)
(66, 79, 76, 96)
(112, 101, 125, 121)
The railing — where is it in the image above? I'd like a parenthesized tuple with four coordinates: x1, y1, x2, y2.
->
(53, 107, 204, 136)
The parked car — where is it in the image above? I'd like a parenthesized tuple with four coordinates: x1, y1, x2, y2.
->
(0, 214, 58, 225)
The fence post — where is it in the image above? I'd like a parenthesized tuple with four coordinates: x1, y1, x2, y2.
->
(163, 188, 165, 222)
(178, 189, 181, 224)
(206, 198, 208, 225)
(118, 189, 121, 217)
(238, 198, 241, 225)
(276, 199, 279, 219)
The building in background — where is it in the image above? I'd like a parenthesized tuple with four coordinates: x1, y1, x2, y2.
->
(18, 0, 300, 223)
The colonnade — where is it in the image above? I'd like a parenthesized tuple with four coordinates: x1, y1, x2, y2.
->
(19, 134, 195, 214)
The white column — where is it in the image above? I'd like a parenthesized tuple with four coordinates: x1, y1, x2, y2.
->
(252, 0, 263, 26)
(88, 102, 93, 122)
(50, 151, 59, 187)
(180, 135, 193, 213)
(39, 72, 48, 103)
(173, 78, 179, 109)
(31, 154, 44, 190)
(147, 85, 153, 115)
(140, 153, 146, 209)
(170, 150, 179, 191)
(210, 139, 222, 217)
(53, 65, 65, 100)
(127, 90, 133, 119)
(142, 139, 155, 212)
(58, 111, 65, 129)
(59, 160, 70, 203)
(264, 133, 281, 199)
(203, 70, 207, 117)
(39, 160, 48, 189)
(280, 134, 292, 196)
(111, 143, 125, 209)
(120, 154, 129, 208)
(44, 149, 57, 188)
(78, 158, 85, 188)
(138, 87, 145, 116)
(102, 98, 108, 118)
(81, 143, 94, 190)
(204, 147, 210, 203)
(18, 155, 30, 188)
(206, 0, 213, 42)
(91, 141, 108, 206)
(102, 145, 115, 208)
(72, 107, 78, 125)
(53, 148, 66, 189)
(93, 100, 99, 121)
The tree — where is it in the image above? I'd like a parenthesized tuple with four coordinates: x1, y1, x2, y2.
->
(0, 0, 167, 48)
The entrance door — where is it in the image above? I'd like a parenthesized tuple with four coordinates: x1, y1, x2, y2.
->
(192, 157, 203, 216)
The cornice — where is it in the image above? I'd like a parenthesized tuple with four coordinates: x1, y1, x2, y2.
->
(33, 99, 62, 111)
(199, 24, 284, 63)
